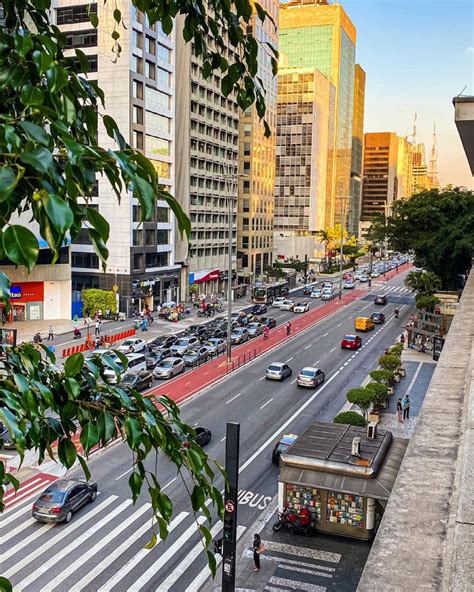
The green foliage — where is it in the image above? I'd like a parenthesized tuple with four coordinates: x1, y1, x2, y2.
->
(388, 343, 403, 357)
(387, 188, 474, 289)
(378, 354, 402, 373)
(333, 411, 367, 427)
(82, 289, 117, 316)
(415, 294, 440, 312)
(365, 382, 389, 409)
(365, 213, 388, 250)
(264, 263, 286, 279)
(346, 387, 374, 419)
(405, 270, 441, 295)
(369, 369, 395, 386)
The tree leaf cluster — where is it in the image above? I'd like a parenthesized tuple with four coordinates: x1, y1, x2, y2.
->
(82, 289, 118, 316)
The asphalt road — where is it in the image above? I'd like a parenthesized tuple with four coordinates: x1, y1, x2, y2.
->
(2, 273, 415, 592)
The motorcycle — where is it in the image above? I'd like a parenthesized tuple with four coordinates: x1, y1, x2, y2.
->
(272, 509, 313, 536)
(73, 328, 82, 339)
(394, 309, 399, 318)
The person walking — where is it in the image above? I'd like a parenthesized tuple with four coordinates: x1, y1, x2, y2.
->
(95, 319, 101, 336)
(252, 533, 264, 571)
(396, 398, 404, 423)
(402, 394, 410, 420)
(47, 325, 54, 341)
(286, 321, 292, 336)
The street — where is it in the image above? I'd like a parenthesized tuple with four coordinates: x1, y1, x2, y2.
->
(1, 273, 415, 592)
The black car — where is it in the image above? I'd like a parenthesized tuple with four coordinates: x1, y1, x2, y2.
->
(260, 316, 277, 329)
(370, 312, 386, 324)
(271, 434, 297, 464)
(374, 295, 387, 305)
(148, 334, 178, 350)
(193, 427, 212, 446)
(1, 421, 14, 449)
(146, 348, 171, 369)
(119, 370, 154, 391)
(251, 304, 267, 315)
(210, 328, 226, 339)
(32, 479, 97, 523)
(182, 347, 210, 367)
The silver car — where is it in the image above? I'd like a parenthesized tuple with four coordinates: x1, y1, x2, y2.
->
(203, 338, 226, 356)
(297, 367, 325, 388)
(266, 362, 292, 381)
(230, 328, 249, 344)
(170, 337, 199, 356)
(247, 322, 263, 337)
(153, 357, 185, 379)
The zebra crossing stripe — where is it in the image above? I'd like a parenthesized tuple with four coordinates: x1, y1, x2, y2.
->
(268, 576, 326, 591)
(280, 563, 333, 579)
(16, 498, 132, 591)
(1, 517, 37, 545)
(0, 504, 35, 535)
(41, 502, 151, 592)
(96, 511, 188, 592)
(3, 496, 117, 581)
(261, 540, 340, 563)
(158, 520, 223, 590)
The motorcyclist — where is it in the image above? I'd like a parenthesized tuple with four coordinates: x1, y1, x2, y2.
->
(286, 321, 292, 336)
(263, 326, 270, 340)
(394, 307, 399, 318)
(73, 327, 81, 339)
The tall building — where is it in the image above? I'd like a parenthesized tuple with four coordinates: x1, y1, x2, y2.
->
(54, 0, 180, 314)
(237, 0, 279, 282)
(396, 137, 413, 199)
(411, 143, 430, 193)
(279, 0, 356, 229)
(360, 132, 398, 223)
(348, 64, 365, 235)
(427, 125, 440, 189)
(174, 14, 240, 297)
(273, 67, 336, 260)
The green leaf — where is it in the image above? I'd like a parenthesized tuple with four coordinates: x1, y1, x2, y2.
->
(113, 8, 121, 23)
(206, 550, 217, 577)
(58, 438, 77, 469)
(0, 167, 18, 201)
(132, 177, 154, 220)
(191, 485, 205, 512)
(77, 454, 91, 481)
(19, 122, 50, 146)
(32, 49, 53, 74)
(143, 531, 157, 550)
(13, 373, 30, 395)
(157, 492, 173, 521)
(221, 74, 233, 97)
(45, 65, 69, 92)
(128, 471, 143, 503)
(86, 208, 110, 243)
(0, 271, 11, 311)
(0, 576, 13, 592)
(2, 226, 39, 271)
(20, 147, 53, 174)
(89, 12, 99, 28)
(42, 193, 74, 234)
(97, 411, 117, 443)
(19, 84, 44, 106)
(64, 377, 81, 399)
(64, 352, 84, 377)
(125, 417, 142, 449)
(80, 423, 99, 453)
(187, 448, 204, 474)
(162, 15, 173, 35)
(32, 380, 54, 407)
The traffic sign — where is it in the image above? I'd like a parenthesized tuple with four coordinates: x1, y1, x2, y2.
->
(112, 284, 119, 293)
(225, 500, 235, 513)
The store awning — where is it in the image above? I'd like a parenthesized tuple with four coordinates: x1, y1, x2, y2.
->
(280, 437, 408, 501)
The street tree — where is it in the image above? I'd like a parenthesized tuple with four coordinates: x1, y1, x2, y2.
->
(346, 387, 374, 420)
(386, 188, 474, 289)
(369, 369, 395, 386)
(82, 289, 117, 317)
(0, 0, 278, 583)
(333, 411, 367, 427)
(365, 382, 389, 410)
(405, 270, 442, 295)
(378, 354, 402, 374)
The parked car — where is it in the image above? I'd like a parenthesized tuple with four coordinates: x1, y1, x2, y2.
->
(293, 302, 309, 313)
(0, 421, 14, 449)
(210, 328, 226, 339)
(230, 327, 249, 344)
(146, 349, 171, 369)
(260, 316, 277, 329)
(310, 288, 322, 299)
(251, 304, 267, 315)
(170, 336, 200, 356)
(359, 274, 369, 283)
(247, 322, 264, 338)
(266, 362, 292, 381)
(182, 347, 210, 367)
(203, 338, 226, 356)
(272, 297, 288, 308)
(374, 294, 388, 305)
(354, 317, 375, 332)
(119, 370, 153, 392)
(32, 479, 97, 523)
(153, 357, 185, 379)
(343, 280, 356, 289)
(117, 338, 147, 354)
(271, 434, 298, 464)
(341, 334, 362, 350)
(103, 353, 147, 384)
(321, 290, 334, 301)
(297, 367, 325, 388)
(280, 300, 296, 311)
(370, 312, 386, 324)
(148, 334, 178, 350)
(321, 281, 333, 289)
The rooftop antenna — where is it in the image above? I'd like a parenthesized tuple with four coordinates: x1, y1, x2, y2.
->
(428, 123, 439, 188)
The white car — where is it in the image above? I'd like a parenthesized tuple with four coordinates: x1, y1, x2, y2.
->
(293, 302, 309, 313)
(321, 290, 334, 301)
(359, 275, 369, 283)
(280, 300, 296, 311)
(272, 297, 287, 308)
(117, 338, 147, 353)
(343, 280, 356, 289)
(310, 289, 322, 299)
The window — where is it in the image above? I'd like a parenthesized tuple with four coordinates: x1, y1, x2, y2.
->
(242, 236, 249, 249)
(132, 30, 143, 50)
(74, 228, 92, 245)
(146, 136, 170, 156)
(145, 86, 170, 112)
(133, 253, 144, 270)
(157, 67, 171, 86)
(133, 106, 143, 125)
(56, 3, 96, 25)
(146, 252, 169, 267)
(132, 229, 144, 246)
(146, 61, 156, 80)
(242, 199, 250, 213)
(133, 131, 144, 149)
(67, 54, 97, 73)
(72, 252, 99, 269)
(157, 207, 169, 223)
(146, 36, 156, 55)
(152, 161, 170, 178)
(147, 111, 170, 133)
(133, 81, 144, 100)
(64, 30, 97, 49)
(244, 142, 251, 156)
(157, 44, 171, 63)
(131, 55, 143, 74)
(133, 205, 142, 222)
(157, 229, 169, 245)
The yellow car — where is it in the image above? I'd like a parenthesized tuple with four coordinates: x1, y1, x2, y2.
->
(354, 316, 375, 332)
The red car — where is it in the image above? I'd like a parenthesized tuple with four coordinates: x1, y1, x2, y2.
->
(341, 334, 362, 350)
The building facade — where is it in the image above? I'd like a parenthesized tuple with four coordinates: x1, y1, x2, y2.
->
(274, 67, 336, 260)
(279, 0, 356, 229)
(411, 143, 430, 194)
(348, 64, 366, 235)
(361, 132, 398, 222)
(54, 0, 180, 315)
(237, 0, 279, 283)
(174, 13, 240, 298)
(396, 137, 413, 199)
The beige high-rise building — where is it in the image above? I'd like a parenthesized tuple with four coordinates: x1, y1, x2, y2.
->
(411, 143, 430, 194)
(349, 64, 366, 235)
(396, 137, 413, 199)
(237, 0, 279, 282)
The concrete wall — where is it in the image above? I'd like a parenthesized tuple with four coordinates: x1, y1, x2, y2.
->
(358, 272, 474, 591)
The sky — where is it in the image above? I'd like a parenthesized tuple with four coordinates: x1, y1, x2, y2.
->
(339, 0, 474, 188)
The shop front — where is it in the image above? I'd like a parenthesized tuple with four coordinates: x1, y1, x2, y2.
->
(2, 282, 44, 322)
(189, 269, 221, 296)
(279, 421, 408, 541)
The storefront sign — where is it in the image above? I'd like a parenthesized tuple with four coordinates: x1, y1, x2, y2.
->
(189, 269, 220, 284)
(10, 286, 22, 299)
(8, 282, 44, 302)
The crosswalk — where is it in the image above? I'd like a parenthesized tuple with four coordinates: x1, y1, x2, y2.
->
(1, 490, 245, 591)
(373, 284, 413, 294)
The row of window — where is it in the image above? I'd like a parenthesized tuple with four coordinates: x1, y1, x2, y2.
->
(189, 246, 231, 258)
(133, 205, 170, 223)
(132, 30, 171, 63)
(133, 252, 169, 270)
(190, 119, 238, 145)
(240, 235, 271, 250)
(56, 3, 97, 25)
(190, 139, 238, 162)
(132, 56, 171, 86)
(64, 29, 97, 50)
(132, 229, 169, 246)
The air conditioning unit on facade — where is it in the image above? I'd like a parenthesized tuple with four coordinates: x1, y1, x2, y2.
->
(367, 422, 377, 439)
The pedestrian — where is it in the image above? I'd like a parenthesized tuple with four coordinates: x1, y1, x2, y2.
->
(95, 319, 100, 336)
(47, 324, 54, 341)
(396, 398, 404, 423)
(402, 394, 410, 420)
(400, 333, 405, 347)
(286, 321, 292, 336)
(252, 533, 264, 571)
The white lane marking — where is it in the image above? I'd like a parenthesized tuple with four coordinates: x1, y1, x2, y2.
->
(3, 477, 42, 503)
(285, 357, 294, 362)
(291, 378, 297, 384)
(220, 435, 226, 442)
(4, 496, 118, 581)
(1, 517, 36, 543)
(185, 526, 246, 592)
(239, 370, 341, 474)
(2, 480, 49, 512)
(261, 539, 341, 562)
(128, 516, 207, 592)
(158, 521, 224, 590)
(322, 333, 329, 337)
(162, 477, 178, 491)
(96, 512, 188, 592)
(1, 500, 35, 528)
(260, 398, 273, 410)
(115, 466, 133, 481)
(259, 376, 265, 381)
(313, 360, 320, 366)
(336, 323, 342, 327)
(329, 346, 337, 352)
(304, 344, 312, 350)
(41, 502, 150, 592)
(225, 392, 242, 405)
(404, 362, 423, 397)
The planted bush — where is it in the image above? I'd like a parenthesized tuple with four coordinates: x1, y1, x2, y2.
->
(366, 382, 389, 410)
(333, 411, 367, 427)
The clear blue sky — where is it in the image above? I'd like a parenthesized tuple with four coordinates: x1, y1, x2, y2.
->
(340, 0, 474, 188)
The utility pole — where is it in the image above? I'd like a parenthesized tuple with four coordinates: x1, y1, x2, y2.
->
(222, 422, 240, 591)
(304, 253, 308, 284)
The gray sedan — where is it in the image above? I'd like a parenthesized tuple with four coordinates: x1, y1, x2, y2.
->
(297, 367, 325, 388)
(266, 362, 293, 381)
(32, 479, 97, 523)
(247, 322, 263, 338)
(153, 357, 185, 379)
(203, 338, 226, 356)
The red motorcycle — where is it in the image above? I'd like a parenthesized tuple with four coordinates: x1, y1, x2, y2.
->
(272, 508, 313, 536)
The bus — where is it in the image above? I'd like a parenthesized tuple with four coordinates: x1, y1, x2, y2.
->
(252, 281, 289, 304)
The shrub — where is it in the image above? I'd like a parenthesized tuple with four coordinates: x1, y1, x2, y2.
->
(378, 354, 401, 373)
(369, 369, 394, 385)
(333, 411, 367, 427)
(389, 343, 403, 357)
(365, 382, 389, 409)
(82, 289, 117, 317)
(346, 387, 374, 419)
(415, 294, 440, 312)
